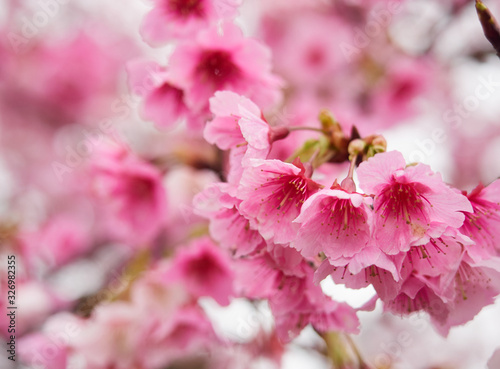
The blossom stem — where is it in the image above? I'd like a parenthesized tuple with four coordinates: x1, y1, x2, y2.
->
(340, 155, 358, 192)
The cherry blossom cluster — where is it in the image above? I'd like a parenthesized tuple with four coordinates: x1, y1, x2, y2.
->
(196, 89, 500, 339)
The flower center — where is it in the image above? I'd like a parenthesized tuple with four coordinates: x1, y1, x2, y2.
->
(273, 176, 309, 212)
(167, 0, 205, 18)
(319, 198, 366, 239)
(128, 177, 155, 201)
(377, 182, 430, 225)
(196, 50, 240, 88)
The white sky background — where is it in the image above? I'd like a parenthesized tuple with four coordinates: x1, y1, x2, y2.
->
(2, 0, 500, 368)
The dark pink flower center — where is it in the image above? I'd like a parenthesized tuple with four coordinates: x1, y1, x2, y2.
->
(127, 176, 155, 202)
(318, 197, 366, 238)
(154, 83, 186, 114)
(377, 182, 430, 226)
(167, 0, 205, 18)
(195, 50, 240, 88)
(265, 175, 311, 214)
(391, 78, 418, 103)
(306, 47, 325, 67)
(185, 252, 225, 284)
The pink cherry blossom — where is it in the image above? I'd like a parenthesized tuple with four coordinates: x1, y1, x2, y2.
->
(90, 145, 167, 246)
(385, 274, 450, 323)
(270, 266, 359, 341)
(369, 57, 435, 128)
(204, 90, 291, 186)
(235, 248, 359, 342)
(168, 23, 283, 113)
(205, 90, 288, 154)
(204, 90, 263, 150)
(20, 215, 91, 271)
(237, 158, 321, 244)
(233, 253, 286, 299)
(318, 250, 404, 302)
(432, 260, 500, 336)
(461, 180, 500, 263)
(145, 305, 217, 366)
(357, 151, 473, 254)
(127, 59, 202, 130)
(382, 230, 500, 334)
(166, 237, 234, 305)
(261, 11, 351, 88)
(292, 187, 373, 261)
(141, 0, 242, 45)
(194, 183, 266, 257)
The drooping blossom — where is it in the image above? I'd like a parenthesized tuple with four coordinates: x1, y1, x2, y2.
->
(315, 249, 404, 302)
(460, 180, 500, 263)
(268, 259, 359, 341)
(357, 151, 472, 254)
(292, 187, 373, 261)
(237, 158, 321, 244)
(234, 248, 359, 342)
(168, 23, 283, 113)
(382, 229, 499, 334)
(432, 258, 500, 336)
(141, 0, 242, 45)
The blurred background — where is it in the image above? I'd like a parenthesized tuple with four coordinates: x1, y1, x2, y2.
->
(1, 0, 500, 368)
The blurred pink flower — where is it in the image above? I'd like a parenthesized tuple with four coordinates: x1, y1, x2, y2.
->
(90, 146, 167, 246)
(127, 59, 204, 130)
(166, 237, 234, 305)
(141, 0, 242, 44)
(20, 215, 91, 271)
(168, 23, 283, 113)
